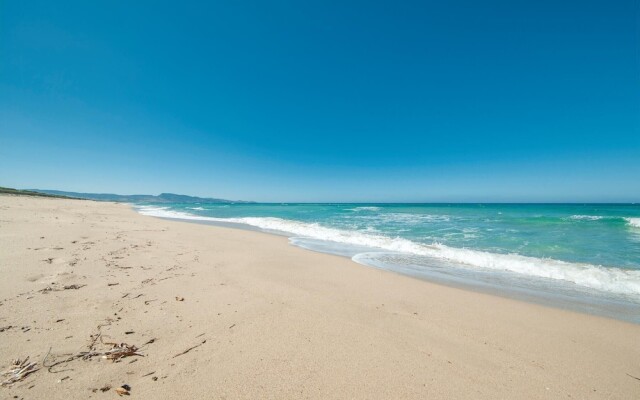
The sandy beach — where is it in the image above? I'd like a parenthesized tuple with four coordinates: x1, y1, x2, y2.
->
(1, 194, 639, 399)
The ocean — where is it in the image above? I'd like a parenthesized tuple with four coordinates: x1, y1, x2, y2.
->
(136, 203, 640, 322)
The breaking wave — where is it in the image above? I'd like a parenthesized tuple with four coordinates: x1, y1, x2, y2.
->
(136, 205, 640, 297)
(626, 218, 640, 228)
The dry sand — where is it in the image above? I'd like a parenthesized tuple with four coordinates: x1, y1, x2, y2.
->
(0, 195, 639, 399)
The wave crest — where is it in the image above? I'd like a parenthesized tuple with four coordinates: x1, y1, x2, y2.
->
(569, 215, 604, 221)
(626, 218, 640, 228)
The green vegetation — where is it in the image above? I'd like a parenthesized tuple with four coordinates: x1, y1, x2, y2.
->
(1, 187, 252, 203)
(27, 189, 251, 204)
(0, 187, 81, 199)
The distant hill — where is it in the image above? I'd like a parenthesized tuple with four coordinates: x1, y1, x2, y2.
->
(27, 189, 251, 204)
(0, 186, 81, 199)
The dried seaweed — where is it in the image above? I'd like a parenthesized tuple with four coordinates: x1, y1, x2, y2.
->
(43, 321, 144, 373)
(1, 357, 39, 386)
(100, 340, 143, 361)
(39, 284, 86, 294)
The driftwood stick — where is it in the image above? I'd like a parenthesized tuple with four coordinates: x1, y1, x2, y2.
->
(172, 340, 206, 358)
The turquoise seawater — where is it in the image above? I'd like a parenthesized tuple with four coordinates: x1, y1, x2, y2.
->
(137, 203, 640, 321)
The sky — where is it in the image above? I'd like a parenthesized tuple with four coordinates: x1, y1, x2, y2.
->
(1, 0, 639, 202)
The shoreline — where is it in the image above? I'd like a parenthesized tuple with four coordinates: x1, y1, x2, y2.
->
(138, 206, 640, 324)
(1, 195, 639, 399)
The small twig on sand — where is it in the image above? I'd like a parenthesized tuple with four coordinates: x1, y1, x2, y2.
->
(172, 340, 206, 358)
(627, 373, 640, 382)
(63, 284, 86, 290)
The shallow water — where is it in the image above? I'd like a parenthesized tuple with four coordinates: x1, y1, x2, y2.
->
(136, 203, 640, 323)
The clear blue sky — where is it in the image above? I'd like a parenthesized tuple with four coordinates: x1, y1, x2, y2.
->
(1, 1, 638, 202)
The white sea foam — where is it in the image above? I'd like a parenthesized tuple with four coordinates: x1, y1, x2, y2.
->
(568, 215, 640, 228)
(569, 215, 604, 221)
(189, 207, 205, 210)
(137, 206, 214, 220)
(626, 218, 640, 228)
(352, 213, 451, 225)
(348, 206, 382, 212)
(136, 206, 640, 297)
(381, 213, 450, 223)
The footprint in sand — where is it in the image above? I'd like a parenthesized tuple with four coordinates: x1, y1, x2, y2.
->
(43, 257, 66, 264)
(26, 274, 47, 282)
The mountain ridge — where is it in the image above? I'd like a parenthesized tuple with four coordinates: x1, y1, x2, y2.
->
(28, 189, 252, 204)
